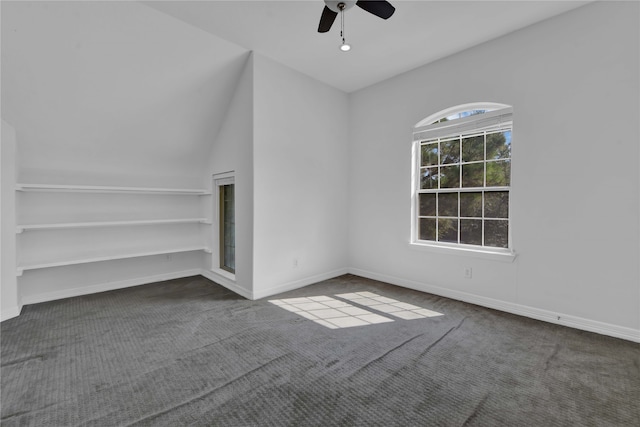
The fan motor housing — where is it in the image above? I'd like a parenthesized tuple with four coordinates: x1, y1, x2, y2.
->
(324, 1, 357, 13)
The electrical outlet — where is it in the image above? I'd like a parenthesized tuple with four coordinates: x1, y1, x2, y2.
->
(464, 267, 472, 279)
(293, 258, 298, 268)
(166, 254, 172, 262)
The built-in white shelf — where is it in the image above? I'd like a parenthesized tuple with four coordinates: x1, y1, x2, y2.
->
(16, 218, 209, 233)
(16, 183, 210, 195)
(15, 182, 211, 280)
(17, 246, 212, 276)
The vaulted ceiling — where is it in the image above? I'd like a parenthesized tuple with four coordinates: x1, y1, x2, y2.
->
(1, 1, 589, 186)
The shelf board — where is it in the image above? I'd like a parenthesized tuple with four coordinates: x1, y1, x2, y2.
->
(17, 246, 212, 275)
(16, 184, 210, 195)
(16, 218, 209, 233)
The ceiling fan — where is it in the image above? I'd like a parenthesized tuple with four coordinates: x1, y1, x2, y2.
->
(317, 0, 396, 33)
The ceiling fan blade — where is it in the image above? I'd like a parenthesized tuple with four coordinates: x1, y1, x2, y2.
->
(318, 6, 338, 33)
(356, 0, 395, 19)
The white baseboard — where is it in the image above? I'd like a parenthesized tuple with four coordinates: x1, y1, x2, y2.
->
(199, 269, 253, 300)
(348, 267, 640, 343)
(1, 305, 23, 322)
(12, 267, 348, 316)
(200, 267, 350, 301)
(21, 269, 202, 306)
(252, 268, 349, 300)
(15, 265, 634, 343)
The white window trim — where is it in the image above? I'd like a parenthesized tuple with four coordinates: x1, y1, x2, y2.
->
(410, 106, 516, 261)
(414, 102, 510, 128)
(414, 107, 513, 140)
(212, 171, 236, 281)
(408, 241, 517, 263)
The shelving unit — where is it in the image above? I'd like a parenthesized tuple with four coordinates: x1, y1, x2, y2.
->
(15, 183, 211, 279)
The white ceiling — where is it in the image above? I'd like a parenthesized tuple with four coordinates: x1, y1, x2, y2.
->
(145, 0, 591, 93)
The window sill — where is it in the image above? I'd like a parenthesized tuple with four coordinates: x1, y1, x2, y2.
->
(409, 241, 517, 263)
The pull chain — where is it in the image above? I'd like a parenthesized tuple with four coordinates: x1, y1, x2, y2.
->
(341, 7, 345, 45)
(339, 3, 351, 51)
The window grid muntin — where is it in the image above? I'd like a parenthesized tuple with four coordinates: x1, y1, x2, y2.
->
(415, 124, 511, 249)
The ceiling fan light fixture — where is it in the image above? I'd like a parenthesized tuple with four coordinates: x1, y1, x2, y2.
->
(338, 2, 351, 52)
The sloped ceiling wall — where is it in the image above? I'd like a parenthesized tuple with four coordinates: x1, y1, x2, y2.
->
(1, 1, 249, 188)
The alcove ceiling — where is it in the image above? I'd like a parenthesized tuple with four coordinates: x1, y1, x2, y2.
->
(145, 0, 591, 93)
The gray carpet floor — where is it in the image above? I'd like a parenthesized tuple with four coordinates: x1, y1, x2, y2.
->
(1, 274, 638, 426)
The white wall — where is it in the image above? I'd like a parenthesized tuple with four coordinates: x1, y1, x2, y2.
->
(202, 53, 254, 298)
(1, 120, 20, 320)
(201, 52, 350, 300)
(252, 53, 349, 298)
(348, 1, 639, 340)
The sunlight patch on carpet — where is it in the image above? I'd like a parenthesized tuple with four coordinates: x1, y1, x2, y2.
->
(335, 292, 444, 320)
(269, 296, 392, 329)
(269, 292, 443, 329)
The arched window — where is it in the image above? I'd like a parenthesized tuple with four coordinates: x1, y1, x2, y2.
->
(412, 103, 513, 252)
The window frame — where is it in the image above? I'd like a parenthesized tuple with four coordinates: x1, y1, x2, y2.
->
(411, 106, 516, 261)
(213, 172, 236, 279)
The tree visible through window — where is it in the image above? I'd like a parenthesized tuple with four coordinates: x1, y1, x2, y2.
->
(413, 105, 513, 250)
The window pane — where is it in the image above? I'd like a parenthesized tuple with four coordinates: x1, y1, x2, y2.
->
(460, 192, 482, 217)
(220, 184, 235, 273)
(486, 131, 511, 160)
(486, 160, 511, 187)
(431, 110, 488, 124)
(460, 219, 482, 245)
(484, 191, 509, 218)
(484, 220, 508, 248)
(462, 135, 484, 163)
(438, 218, 458, 243)
(462, 163, 484, 187)
(458, 110, 487, 119)
(421, 142, 438, 166)
(438, 193, 458, 217)
(420, 167, 439, 189)
(419, 193, 436, 217)
(440, 139, 460, 164)
(440, 165, 460, 188)
(419, 218, 436, 241)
